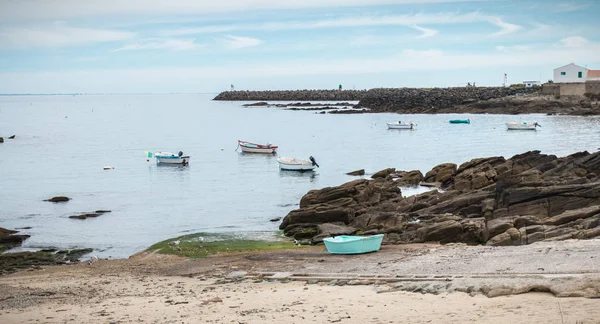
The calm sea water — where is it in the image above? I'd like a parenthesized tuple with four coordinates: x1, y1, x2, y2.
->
(1, 94, 599, 258)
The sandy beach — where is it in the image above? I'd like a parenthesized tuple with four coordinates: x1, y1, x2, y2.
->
(1, 240, 600, 323)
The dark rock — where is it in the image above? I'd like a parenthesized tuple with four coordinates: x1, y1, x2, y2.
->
(394, 170, 424, 186)
(69, 213, 100, 220)
(269, 217, 282, 222)
(346, 169, 365, 176)
(0, 137, 3, 143)
(8, 135, 15, 139)
(372, 168, 395, 179)
(312, 223, 358, 243)
(45, 196, 70, 203)
(242, 101, 269, 106)
(0, 227, 30, 250)
(0, 248, 93, 275)
(276, 150, 600, 246)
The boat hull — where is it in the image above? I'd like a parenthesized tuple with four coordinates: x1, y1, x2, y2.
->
(506, 122, 537, 130)
(277, 158, 316, 171)
(449, 120, 470, 124)
(156, 156, 190, 164)
(387, 123, 414, 129)
(323, 234, 384, 254)
(238, 141, 278, 154)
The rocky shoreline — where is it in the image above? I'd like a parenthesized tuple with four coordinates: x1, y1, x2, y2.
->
(279, 150, 600, 246)
(216, 87, 600, 115)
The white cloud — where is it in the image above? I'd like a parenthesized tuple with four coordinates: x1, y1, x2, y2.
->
(3, 39, 598, 93)
(560, 36, 589, 47)
(554, 2, 590, 12)
(488, 17, 522, 36)
(0, 0, 491, 22)
(114, 38, 200, 51)
(221, 35, 262, 49)
(0, 23, 135, 49)
(161, 12, 521, 37)
(409, 25, 438, 38)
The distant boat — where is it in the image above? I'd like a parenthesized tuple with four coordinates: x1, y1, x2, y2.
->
(238, 140, 278, 154)
(323, 234, 384, 254)
(449, 119, 470, 124)
(506, 122, 541, 130)
(387, 121, 414, 129)
(277, 156, 319, 171)
(154, 151, 190, 165)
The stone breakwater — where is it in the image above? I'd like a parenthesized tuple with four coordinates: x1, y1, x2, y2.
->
(279, 150, 600, 246)
(213, 90, 367, 101)
(356, 87, 539, 112)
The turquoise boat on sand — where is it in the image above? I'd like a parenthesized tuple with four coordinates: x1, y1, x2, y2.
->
(323, 234, 384, 254)
(449, 119, 470, 124)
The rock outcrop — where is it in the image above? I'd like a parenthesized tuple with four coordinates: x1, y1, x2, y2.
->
(45, 196, 70, 203)
(0, 227, 30, 251)
(69, 210, 111, 220)
(279, 150, 600, 245)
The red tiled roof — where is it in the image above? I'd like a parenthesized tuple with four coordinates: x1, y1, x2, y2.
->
(588, 70, 600, 78)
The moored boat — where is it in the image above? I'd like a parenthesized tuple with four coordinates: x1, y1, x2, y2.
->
(387, 121, 415, 129)
(323, 234, 384, 254)
(277, 156, 319, 171)
(154, 151, 190, 165)
(506, 122, 541, 130)
(449, 119, 470, 124)
(238, 140, 278, 154)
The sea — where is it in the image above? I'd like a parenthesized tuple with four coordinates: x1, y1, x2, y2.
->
(1, 94, 599, 258)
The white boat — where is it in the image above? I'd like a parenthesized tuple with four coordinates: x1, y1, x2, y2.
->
(277, 156, 319, 171)
(155, 151, 190, 165)
(387, 121, 415, 129)
(238, 140, 278, 154)
(506, 122, 541, 130)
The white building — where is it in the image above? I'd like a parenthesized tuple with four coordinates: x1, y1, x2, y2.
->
(553, 63, 588, 83)
(522, 81, 541, 87)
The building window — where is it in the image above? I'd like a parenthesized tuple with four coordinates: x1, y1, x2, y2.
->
(561, 72, 566, 75)
(578, 71, 582, 78)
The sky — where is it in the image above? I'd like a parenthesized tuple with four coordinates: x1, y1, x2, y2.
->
(0, 0, 599, 94)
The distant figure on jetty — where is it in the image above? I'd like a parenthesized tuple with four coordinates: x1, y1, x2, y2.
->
(230, 84, 235, 91)
(339, 84, 342, 91)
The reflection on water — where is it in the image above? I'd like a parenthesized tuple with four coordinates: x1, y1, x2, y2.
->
(278, 169, 318, 182)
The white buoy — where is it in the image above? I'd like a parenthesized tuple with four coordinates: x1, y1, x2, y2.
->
(103, 166, 115, 170)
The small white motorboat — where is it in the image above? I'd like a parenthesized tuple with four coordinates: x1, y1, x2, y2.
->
(506, 122, 541, 130)
(154, 151, 190, 165)
(238, 140, 278, 154)
(277, 156, 319, 171)
(387, 121, 415, 129)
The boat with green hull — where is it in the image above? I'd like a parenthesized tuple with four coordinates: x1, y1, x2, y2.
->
(449, 119, 470, 124)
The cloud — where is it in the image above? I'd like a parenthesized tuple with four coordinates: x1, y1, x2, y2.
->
(560, 36, 589, 47)
(409, 25, 438, 38)
(0, 23, 135, 49)
(161, 12, 520, 37)
(554, 1, 591, 12)
(3, 38, 598, 93)
(488, 17, 522, 36)
(495, 45, 532, 52)
(114, 38, 200, 51)
(0, 0, 492, 22)
(221, 35, 262, 49)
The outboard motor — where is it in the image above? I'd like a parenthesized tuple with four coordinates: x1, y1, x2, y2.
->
(309, 156, 319, 168)
(178, 151, 183, 157)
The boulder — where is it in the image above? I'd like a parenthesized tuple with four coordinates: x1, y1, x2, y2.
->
(372, 168, 395, 179)
(0, 227, 30, 250)
(0, 137, 3, 143)
(346, 169, 365, 176)
(394, 170, 424, 186)
(45, 196, 70, 203)
(312, 223, 358, 243)
(423, 163, 457, 185)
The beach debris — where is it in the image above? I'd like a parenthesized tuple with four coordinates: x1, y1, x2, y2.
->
(227, 271, 248, 279)
(88, 255, 99, 265)
(45, 196, 70, 203)
(168, 240, 181, 246)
